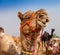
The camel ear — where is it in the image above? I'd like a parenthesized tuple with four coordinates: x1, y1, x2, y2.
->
(18, 12, 23, 21)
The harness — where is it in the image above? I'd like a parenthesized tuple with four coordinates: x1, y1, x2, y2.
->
(20, 12, 36, 32)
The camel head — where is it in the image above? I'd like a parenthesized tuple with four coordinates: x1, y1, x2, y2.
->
(36, 9, 49, 27)
(51, 28, 55, 33)
(18, 9, 49, 35)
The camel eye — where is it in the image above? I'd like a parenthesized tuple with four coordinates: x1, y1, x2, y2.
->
(27, 16, 30, 19)
(25, 16, 30, 20)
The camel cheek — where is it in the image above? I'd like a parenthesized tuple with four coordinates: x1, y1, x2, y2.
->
(30, 19, 36, 30)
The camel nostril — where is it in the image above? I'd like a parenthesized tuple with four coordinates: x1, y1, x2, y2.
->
(43, 22, 46, 24)
(46, 16, 49, 22)
(46, 18, 49, 22)
(39, 15, 43, 18)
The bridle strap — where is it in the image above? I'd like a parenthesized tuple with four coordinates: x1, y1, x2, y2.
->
(20, 12, 36, 32)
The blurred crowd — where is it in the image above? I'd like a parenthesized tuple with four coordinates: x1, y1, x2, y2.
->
(45, 40, 60, 55)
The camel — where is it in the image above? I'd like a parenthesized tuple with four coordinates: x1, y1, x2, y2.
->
(42, 29, 55, 46)
(18, 9, 49, 55)
(0, 27, 20, 55)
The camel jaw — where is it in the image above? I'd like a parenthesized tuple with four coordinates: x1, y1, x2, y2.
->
(37, 21, 46, 27)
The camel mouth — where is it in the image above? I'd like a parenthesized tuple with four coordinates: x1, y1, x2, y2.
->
(37, 21, 46, 27)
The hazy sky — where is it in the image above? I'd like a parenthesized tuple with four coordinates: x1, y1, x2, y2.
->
(0, 0, 60, 37)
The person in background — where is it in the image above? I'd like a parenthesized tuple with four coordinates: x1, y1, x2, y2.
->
(46, 41, 53, 55)
(53, 40, 59, 55)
